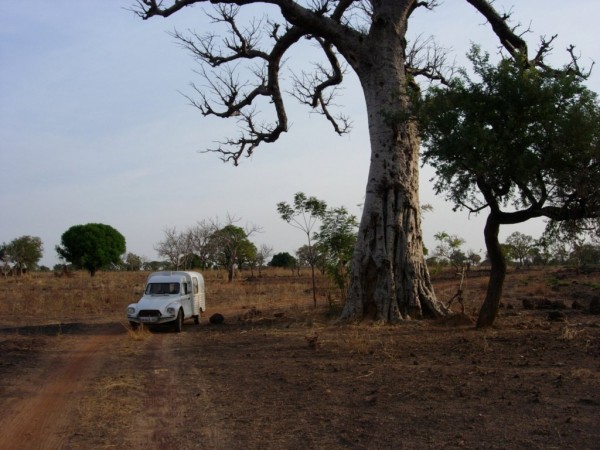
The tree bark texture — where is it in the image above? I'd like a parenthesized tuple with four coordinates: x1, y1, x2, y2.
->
(476, 215, 506, 328)
(340, 3, 446, 321)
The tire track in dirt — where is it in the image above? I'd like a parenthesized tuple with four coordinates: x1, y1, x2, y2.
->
(127, 325, 233, 449)
(129, 334, 184, 449)
(0, 323, 124, 450)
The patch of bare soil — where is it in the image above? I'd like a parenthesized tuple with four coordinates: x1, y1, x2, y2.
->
(0, 322, 123, 449)
(0, 268, 599, 449)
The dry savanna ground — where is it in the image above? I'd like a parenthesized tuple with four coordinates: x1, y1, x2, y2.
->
(0, 266, 599, 449)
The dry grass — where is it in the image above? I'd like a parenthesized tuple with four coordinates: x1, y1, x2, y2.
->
(0, 271, 146, 325)
(0, 265, 597, 328)
(0, 268, 334, 327)
(125, 322, 153, 341)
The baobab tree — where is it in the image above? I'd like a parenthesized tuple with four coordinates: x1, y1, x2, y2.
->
(134, 0, 537, 322)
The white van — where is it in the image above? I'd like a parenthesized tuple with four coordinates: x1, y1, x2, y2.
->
(127, 271, 205, 332)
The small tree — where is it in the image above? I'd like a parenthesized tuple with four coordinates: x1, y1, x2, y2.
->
(56, 224, 126, 276)
(154, 227, 191, 270)
(124, 252, 143, 271)
(466, 251, 481, 267)
(296, 245, 327, 276)
(0, 244, 10, 277)
(570, 243, 600, 267)
(314, 207, 358, 301)
(277, 193, 327, 307)
(255, 244, 273, 277)
(420, 46, 600, 327)
(212, 224, 256, 281)
(433, 232, 467, 271)
(235, 238, 258, 274)
(3, 236, 44, 275)
(188, 220, 218, 269)
(269, 252, 297, 275)
(504, 232, 535, 266)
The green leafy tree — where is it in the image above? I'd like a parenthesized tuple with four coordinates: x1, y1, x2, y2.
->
(420, 45, 600, 327)
(56, 223, 126, 276)
(278, 192, 327, 307)
(467, 251, 481, 267)
(433, 232, 467, 271)
(124, 252, 143, 271)
(235, 238, 258, 273)
(212, 224, 256, 281)
(314, 207, 358, 301)
(3, 236, 43, 275)
(269, 252, 297, 274)
(570, 243, 600, 267)
(504, 232, 535, 266)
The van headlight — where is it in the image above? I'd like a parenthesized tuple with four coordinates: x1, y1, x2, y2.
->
(166, 307, 176, 315)
(127, 307, 136, 315)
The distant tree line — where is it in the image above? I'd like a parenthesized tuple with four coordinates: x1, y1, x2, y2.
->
(152, 215, 266, 282)
(427, 230, 600, 270)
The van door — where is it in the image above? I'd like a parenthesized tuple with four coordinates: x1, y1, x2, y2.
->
(191, 276, 201, 316)
(181, 280, 193, 318)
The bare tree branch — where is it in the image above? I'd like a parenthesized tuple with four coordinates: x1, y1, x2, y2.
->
(465, 0, 528, 59)
(289, 37, 351, 134)
(405, 34, 455, 86)
(465, 0, 593, 81)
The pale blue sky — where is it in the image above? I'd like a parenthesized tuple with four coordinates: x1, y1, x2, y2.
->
(1, 1, 599, 267)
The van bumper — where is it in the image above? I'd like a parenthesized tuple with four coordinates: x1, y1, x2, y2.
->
(128, 314, 176, 325)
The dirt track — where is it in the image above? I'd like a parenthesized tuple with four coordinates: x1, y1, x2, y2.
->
(0, 323, 122, 449)
(0, 320, 240, 449)
(1, 311, 599, 450)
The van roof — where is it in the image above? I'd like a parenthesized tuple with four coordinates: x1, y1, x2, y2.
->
(146, 271, 204, 283)
(147, 274, 186, 284)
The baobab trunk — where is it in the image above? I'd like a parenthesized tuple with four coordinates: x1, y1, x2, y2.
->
(340, 14, 446, 322)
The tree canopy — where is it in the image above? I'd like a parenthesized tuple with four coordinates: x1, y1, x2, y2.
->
(1, 236, 44, 275)
(420, 46, 600, 327)
(212, 224, 257, 281)
(56, 223, 126, 276)
(269, 252, 297, 271)
(421, 46, 600, 227)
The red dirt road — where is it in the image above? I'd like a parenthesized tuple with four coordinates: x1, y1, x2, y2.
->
(0, 324, 122, 450)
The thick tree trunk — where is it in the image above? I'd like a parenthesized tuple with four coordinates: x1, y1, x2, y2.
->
(476, 215, 506, 328)
(340, 9, 446, 322)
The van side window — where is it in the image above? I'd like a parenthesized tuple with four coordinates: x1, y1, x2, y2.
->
(183, 282, 188, 294)
(193, 278, 199, 294)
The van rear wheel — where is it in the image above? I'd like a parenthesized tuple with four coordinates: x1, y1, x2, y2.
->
(193, 313, 200, 325)
(174, 309, 183, 332)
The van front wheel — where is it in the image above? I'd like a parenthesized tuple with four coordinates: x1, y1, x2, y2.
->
(174, 309, 183, 333)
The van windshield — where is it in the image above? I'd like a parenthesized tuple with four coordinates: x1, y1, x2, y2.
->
(145, 283, 180, 295)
